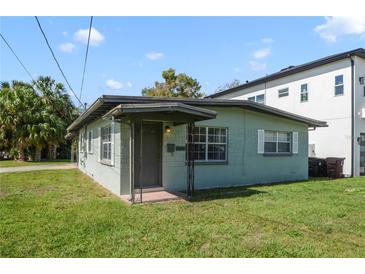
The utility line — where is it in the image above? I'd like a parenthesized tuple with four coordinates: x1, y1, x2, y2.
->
(0, 33, 35, 82)
(79, 16, 93, 100)
(34, 16, 83, 106)
(0, 32, 69, 119)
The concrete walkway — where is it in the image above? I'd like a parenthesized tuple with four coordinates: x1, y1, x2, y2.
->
(0, 163, 77, 173)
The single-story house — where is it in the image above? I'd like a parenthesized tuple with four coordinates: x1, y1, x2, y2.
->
(67, 95, 326, 202)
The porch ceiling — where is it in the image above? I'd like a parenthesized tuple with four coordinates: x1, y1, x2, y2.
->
(102, 102, 217, 123)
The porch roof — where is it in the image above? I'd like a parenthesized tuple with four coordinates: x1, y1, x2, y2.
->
(102, 102, 217, 123)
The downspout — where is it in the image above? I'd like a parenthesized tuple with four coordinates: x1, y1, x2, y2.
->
(349, 55, 355, 177)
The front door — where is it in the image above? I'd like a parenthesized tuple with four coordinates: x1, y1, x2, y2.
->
(360, 133, 365, 176)
(135, 121, 162, 188)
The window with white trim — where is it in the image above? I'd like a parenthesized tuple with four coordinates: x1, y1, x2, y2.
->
(264, 130, 291, 153)
(189, 126, 227, 162)
(248, 96, 255, 102)
(300, 83, 308, 102)
(80, 133, 85, 152)
(101, 126, 112, 161)
(335, 75, 344, 96)
(87, 130, 93, 153)
(256, 94, 265, 104)
(248, 94, 265, 104)
(278, 88, 289, 98)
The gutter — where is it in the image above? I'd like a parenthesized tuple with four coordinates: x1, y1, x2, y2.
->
(67, 97, 104, 132)
(349, 55, 355, 177)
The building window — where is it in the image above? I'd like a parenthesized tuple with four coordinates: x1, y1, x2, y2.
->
(335, 75, 344, 96)
(363, 86, 365, 97)
(264, 130, 291, 153)
(101, 126, 112, 161)
(248, 94, 265, 104)
(80, 133, 85, 152)
(300, 83, 308, 102)
(278, 88, 289, 98)
(189, 126, 227, 162)
(87, 130, 93, 153)
(256, 94, 265, 104)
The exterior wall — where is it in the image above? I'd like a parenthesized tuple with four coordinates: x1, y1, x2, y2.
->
(78, 107, 309, 195)
(162, 107, 309, 192)
(78, 118, 122, 196)
(354, 56, 365, 175)
(215, 59, 354, 175)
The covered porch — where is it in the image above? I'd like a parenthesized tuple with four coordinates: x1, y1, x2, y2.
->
(103, 102, 217, 203)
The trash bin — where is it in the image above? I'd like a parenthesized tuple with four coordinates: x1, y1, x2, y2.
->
(309, 157, 327, 177)
(326, 157, 345, 179)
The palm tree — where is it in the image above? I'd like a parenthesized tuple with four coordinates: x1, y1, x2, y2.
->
(8, 82, 39, 160)
(32, 76, 78, 160)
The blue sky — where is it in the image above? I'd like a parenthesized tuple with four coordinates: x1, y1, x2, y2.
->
(1, 16, 365, 106)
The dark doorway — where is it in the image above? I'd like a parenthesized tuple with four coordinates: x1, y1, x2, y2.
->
(360, 133, 365, 176)
(135, 121, 162, 188)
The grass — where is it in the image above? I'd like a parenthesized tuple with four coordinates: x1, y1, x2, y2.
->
(0, 159, 70, 168)
(0, 169, 364, 258)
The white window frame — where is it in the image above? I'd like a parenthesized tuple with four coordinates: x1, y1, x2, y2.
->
(300, 83, 308, 102)
(335, 75, 344, 96)
(248, 96, 255, 102)
(264, 130, 292, 154)
(101, 125, 112, 162)
(87, 130, 93, 153)
(189, 126, 228, 162)
(255, 94, 265, 104)
(80, 132, 85, 153)
(278, 88, 289, 98)
(248, 94, 265, 104)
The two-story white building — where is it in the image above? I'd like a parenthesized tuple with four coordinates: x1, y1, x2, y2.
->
(209, 48, 365, 177)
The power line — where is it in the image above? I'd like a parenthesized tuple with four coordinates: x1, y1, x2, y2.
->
(0, 33, 35, 82)
(34, 16, 83, 106)
(79, 16, 93, 100)
(0, 33, 72, 119)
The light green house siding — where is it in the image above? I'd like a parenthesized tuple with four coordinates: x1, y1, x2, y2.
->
(78, 106, 308, 196)
(161, 106, 308, 192)
(78, 118, 122, 196)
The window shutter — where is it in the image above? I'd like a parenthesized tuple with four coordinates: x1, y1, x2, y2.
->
(98, 127, 102, 162)
(258, 129, 265, 154)
(292, 132, 299, 154)
(111, 119, 115, 166)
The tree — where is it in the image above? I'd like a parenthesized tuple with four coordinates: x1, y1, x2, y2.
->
(0, 76, 78, 161)
(32, 76, 79, 160)
(215, 79, 241, 93)
(142, 68, 204, 98)
(0, 81, 40, 160)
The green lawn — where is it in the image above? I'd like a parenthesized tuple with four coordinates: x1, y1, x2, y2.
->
(0, 159, 70, 168)
(0, 169, 364, 257)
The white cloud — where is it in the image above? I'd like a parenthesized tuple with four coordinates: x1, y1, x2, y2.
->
(145, 52, 164, 60)
(253, 48, 271, 59)
(127, 81, 132, 88)
(249, 61, 267, 71)
(261, 38, 274, 44)
(106, 79, 123, 90)
(233, 67, 241, 73)
(62, 31, 68, 36)
(315, 16, 365, 42)
(74, 27, 105, 46)
(59, 42, 75, 53)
